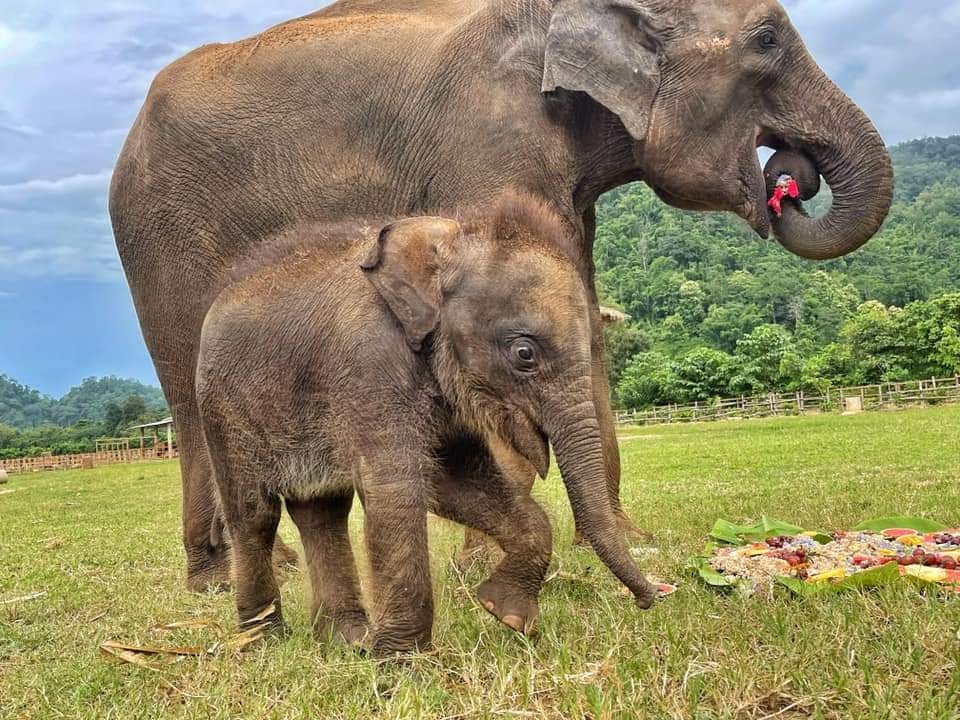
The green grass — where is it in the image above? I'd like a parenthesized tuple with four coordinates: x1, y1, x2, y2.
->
(3, 406, 960, 719)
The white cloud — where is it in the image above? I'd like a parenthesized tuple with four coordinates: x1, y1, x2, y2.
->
(0, 122, 42, 137)
(0, 23, 41, 62)
(0, 241, 121, 283)
(0, 170, 112, 197)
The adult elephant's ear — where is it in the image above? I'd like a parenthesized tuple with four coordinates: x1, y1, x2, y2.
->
(361, 217, 461, 352)
(542, 0, 665, 141)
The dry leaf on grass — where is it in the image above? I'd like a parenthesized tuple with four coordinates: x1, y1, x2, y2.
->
(152, 618, 226, 636)
(99, 643, 163, 671)
(0, 591, 46, 605)
(222, 626, 268, 652)
(102, 603, 277, 671)
(99, 640, 206, 659)
(221, 603, 278, 651)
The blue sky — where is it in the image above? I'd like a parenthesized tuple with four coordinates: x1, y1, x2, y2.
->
(1, 1, 959, 397)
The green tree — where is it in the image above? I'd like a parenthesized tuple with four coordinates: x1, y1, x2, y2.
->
(841, 301, 912, 383)
(730, 325, 801, 394)
(603, 322, 651, 389)
(617, 352, 677, 409)
(672, 347, 734, 403)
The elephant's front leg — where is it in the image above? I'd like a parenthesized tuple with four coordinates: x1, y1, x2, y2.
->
(433, 436, 551, 635)
(455, 438, 537, 570)
(360, 463, 434, 656)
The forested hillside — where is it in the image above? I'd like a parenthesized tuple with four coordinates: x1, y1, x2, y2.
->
(0, 375, 167, 428)
(0, 375, 169, 458)
(596, 136, 960, 409)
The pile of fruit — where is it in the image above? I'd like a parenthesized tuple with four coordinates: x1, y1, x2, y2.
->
(694, 517, 960, 597)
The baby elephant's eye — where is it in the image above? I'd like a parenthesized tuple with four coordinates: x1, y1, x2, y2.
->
(509, 337, 538, 373)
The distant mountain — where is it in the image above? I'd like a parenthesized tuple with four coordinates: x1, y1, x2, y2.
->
(0, 375, 167, 429)
(888, 136, 960, 203)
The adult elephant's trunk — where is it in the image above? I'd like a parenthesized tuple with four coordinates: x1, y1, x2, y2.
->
(763, 63, 894, 260)
(545, 393, 658, 608)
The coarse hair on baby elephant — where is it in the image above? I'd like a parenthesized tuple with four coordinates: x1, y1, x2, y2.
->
(195, 192, 658, 655)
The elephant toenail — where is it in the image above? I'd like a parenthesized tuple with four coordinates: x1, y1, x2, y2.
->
(502, 614, 524, 632)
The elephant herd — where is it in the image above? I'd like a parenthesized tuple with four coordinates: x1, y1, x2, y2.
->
(110, 0, 893, 655)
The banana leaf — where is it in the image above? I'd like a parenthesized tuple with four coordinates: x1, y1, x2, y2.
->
(709, 516, 806, 545)
(689, 553, 740, 589)
(696, 515, 958, 597)
(852, 517, 947, 533)
(775, 561, 900, 596)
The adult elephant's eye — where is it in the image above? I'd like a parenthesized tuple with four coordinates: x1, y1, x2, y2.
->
(509, 338, 538, 373)
(757, 31, 778, 50)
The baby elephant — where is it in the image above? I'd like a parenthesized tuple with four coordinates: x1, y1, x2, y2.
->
(196, 193, 657, 655)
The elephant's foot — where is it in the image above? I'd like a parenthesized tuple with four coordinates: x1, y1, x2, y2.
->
(315, 609, 370, 647)
(476, 578, 539, 635)
(370, 627, 432, 657)
(185, 545, 232, 593)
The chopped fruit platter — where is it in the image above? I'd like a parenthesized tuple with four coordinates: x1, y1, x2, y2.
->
(692, 516, 960, 597)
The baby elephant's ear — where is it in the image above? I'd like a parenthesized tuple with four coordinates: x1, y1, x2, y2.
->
(361, 217, 461, 351)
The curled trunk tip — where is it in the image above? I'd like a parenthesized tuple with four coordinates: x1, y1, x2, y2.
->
(766, 79, 894, 260)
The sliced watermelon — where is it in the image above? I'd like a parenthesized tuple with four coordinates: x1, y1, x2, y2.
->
(883, 528, 921, 539)
(656, 583, 678, 597)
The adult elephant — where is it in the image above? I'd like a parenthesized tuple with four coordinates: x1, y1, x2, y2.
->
(110, 0, 893, 592)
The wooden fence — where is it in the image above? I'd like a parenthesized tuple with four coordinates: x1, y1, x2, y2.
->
(615, 376, 960, 427)
(1, 445, 177, 475)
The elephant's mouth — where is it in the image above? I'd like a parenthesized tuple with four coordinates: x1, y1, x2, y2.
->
(650, 133, 782, 240)
(651, 171, 770, 239)
(652, 130, 824, 241)
(499, 407, 550, 479)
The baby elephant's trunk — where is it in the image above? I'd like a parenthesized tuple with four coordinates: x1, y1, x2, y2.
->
(544, 391, 658, 608)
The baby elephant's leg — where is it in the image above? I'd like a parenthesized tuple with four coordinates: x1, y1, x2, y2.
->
(359, 459, 433, 656)
(434, 439, 552, 635)
(457, 454, 536, 570)
(285, 494, 368, 646)
(219, 487, 284, 633)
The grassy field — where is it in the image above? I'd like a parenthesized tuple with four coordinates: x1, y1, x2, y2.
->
(2, 406, 960, 719)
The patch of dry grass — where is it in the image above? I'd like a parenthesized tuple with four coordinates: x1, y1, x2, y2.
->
(2, 406, 960, 718)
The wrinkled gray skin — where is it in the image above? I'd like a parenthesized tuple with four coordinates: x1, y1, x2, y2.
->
(110, 0, 893, 592)
(196, 195, 659, 654)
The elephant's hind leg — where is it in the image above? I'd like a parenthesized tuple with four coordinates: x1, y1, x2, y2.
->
(220, 488, 285, 634)
(286, 494, 368, 646)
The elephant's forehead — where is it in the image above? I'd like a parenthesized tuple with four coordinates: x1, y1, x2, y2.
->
(464, 249, 587, 332)
(688, 0, 787, 33)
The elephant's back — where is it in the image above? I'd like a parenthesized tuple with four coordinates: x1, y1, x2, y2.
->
(110, 0, 557, 373)
(113, 0, 478, 245)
